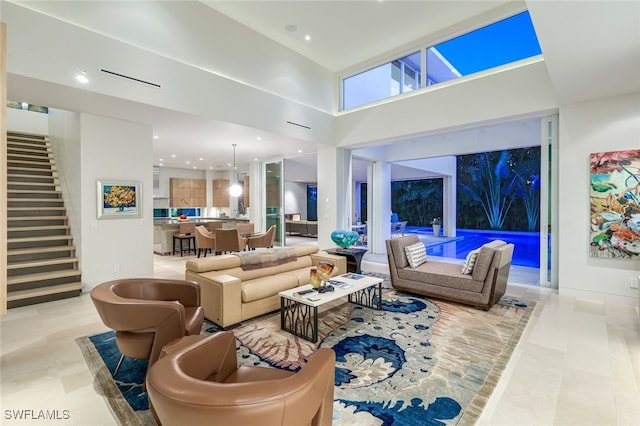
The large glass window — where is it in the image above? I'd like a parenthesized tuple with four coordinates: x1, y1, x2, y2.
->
(343, 52, 420, 110)
(342, 11, 541, 110)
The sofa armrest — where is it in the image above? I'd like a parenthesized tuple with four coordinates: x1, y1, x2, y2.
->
(185, 271, 242, 328)
(311, 253, 347, 276)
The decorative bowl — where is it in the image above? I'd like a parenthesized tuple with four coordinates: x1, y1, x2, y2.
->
(330, 230, 360, 248)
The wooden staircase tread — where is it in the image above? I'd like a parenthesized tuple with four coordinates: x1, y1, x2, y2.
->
(8, 198, 64, 202)
(8, 173, 58, 179)
(8, 225, 71, 231)
(8, 154, 53, 161)
(8, 257, 80, 270)
(7, 146, 50, 152)
(8, 191, 62, 196)
(8, 245, 76, 255)
(7, 216, 69, 221)
(8, 158, 54, 163)
(8, 270, 82, 286)
(7, 282, 84, 302)
(8, 207, 66, 211)
(8, 178, 56, 186)
(7, 167, 58, 173)
(7, 141, 49, 148)
(9, 235, 74, 243)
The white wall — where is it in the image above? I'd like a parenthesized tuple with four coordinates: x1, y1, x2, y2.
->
(77, 114, 154, 288)
(6, 107, 48, 134)
(284, 182, 308, 219)
(48, 109, 83, 257)
(335, 59, 556, 149)
(558, 92, 640, 305)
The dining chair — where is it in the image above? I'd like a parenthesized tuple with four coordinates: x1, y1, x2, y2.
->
(246, 225, 276, 250)
(195, 225, 216, 258)
(207, 221, 224, 235)
(214, 228, 248, 253)
(236, 222, 255, 236)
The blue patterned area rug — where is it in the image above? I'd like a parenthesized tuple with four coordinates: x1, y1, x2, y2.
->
(76, 275, 535, 426)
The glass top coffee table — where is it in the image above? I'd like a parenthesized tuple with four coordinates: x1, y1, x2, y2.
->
(279, 273, 383, 343)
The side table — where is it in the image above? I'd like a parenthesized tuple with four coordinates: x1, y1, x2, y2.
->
(325, 247, 367, 274)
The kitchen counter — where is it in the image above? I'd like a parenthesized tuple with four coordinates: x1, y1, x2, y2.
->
(153, 217, 250, 255)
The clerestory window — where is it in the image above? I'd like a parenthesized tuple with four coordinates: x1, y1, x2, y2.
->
(342, 11, 541, 111)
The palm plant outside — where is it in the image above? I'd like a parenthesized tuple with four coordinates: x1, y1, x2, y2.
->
(387, 147, 540, 231)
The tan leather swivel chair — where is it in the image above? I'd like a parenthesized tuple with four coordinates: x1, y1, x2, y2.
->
(147, 331, 335, 426)
(90, 278, 205, 377)
(194, 225, 215, 258)
(215, 228, 248, 253)
(247, 224, 276, 250)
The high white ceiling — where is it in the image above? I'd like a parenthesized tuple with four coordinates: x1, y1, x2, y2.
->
(4, 0, 639, 182)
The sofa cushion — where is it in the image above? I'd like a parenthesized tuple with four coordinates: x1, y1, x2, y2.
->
(198, 256, 313, 283)
(405, 242, 427, 268)
(461, 249, 480, 274)
(242, 274, 299, 303)
(397, 261, 484, 293)
(388, 235, 420, 269)
(185, 244, 319, 273)
(471, 240, 506, 281)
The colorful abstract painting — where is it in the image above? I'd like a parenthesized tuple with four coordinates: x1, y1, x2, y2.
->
(590, 149, 640, 259)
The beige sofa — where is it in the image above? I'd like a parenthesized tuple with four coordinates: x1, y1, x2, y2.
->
(386, 235, 514, 310)
(185, 245, 346, 328)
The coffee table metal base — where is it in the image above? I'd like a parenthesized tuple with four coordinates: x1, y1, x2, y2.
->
(280, 282, 381, 343)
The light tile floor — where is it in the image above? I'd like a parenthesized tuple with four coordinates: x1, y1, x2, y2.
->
(1, 250, 638, 425)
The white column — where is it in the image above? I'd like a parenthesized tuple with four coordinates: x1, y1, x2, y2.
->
(317, 145, 351, 249)
(368, 161, 391, 255)
(443, 174, 457, 237)
(248, 160, 263, 231)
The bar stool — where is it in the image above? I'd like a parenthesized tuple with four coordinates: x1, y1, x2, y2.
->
(173, 222, 196, 256)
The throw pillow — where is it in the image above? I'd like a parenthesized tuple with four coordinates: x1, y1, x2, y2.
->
(461, 249, 480, 274)
(405, 242, 427, 268)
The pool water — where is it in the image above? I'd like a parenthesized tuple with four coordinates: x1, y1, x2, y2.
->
(411, 227, 541, 268)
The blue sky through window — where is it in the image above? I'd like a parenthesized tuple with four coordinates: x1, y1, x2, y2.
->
(435, 11, 541, 76)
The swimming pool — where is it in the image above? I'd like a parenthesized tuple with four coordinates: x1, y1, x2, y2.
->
(409, 227, 541, 268)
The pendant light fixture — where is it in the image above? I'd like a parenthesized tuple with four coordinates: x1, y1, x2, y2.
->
(228, 144, 243, 197)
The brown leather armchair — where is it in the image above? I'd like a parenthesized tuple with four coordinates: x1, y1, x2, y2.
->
(215, 228, 248, 253)
(90, 278, 205, 376)
(194, 225, 215, 258)
(147, 331, 335, 426)
(247, 224, 276, 250)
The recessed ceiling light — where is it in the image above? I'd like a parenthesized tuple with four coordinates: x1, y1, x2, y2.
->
(159, 158, 164, 162)
(75, 71, 89, 84)
(186, 161, 190, 164)
(256, 136, 262, 140)
(298, 149, 302, 153)
(192, 166, 197, 169)
(304, 34, 311, 41)
(153, 135, 159, 139)
(171, 154, 176, 158)
(199, 157, 204, 161)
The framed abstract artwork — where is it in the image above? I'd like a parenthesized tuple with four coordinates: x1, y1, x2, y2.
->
(97, 180, 141, 219)
(589, 149, 640, 259)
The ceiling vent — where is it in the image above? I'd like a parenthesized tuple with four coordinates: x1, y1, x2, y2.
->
(286, 120, 311, 130)
(99, 68, 161, 88)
